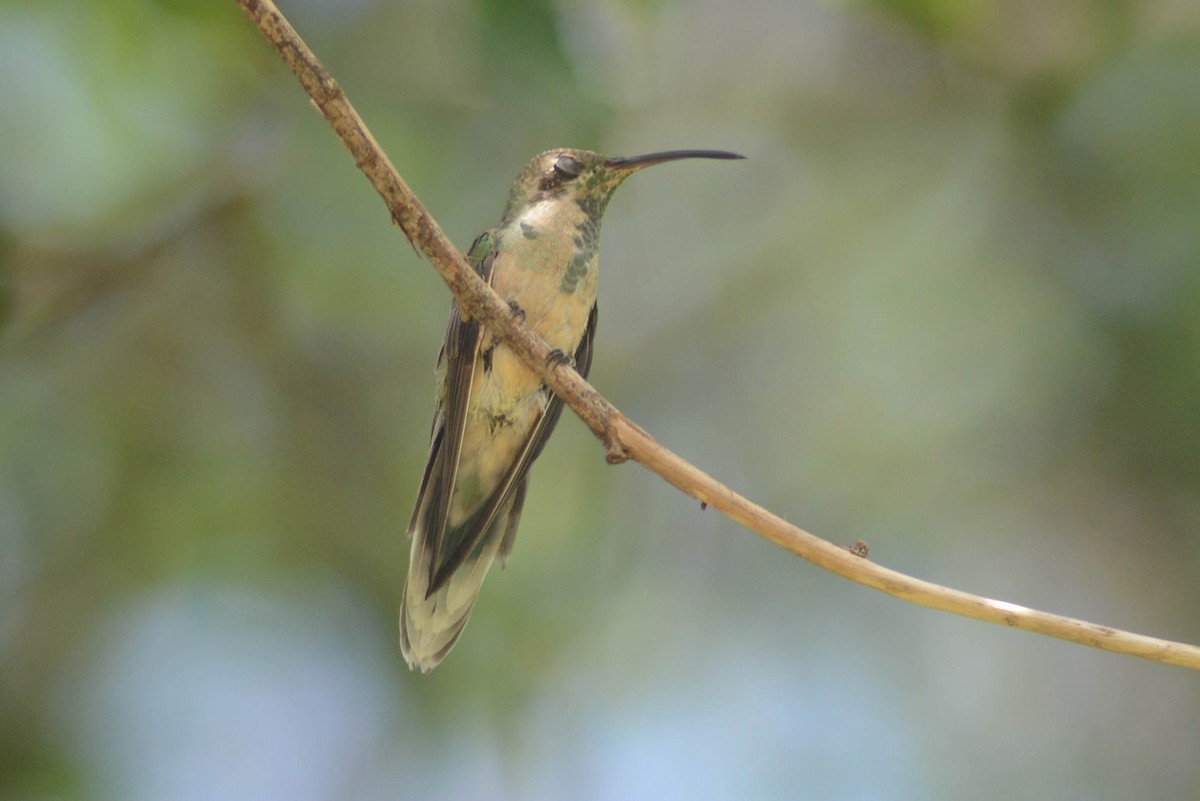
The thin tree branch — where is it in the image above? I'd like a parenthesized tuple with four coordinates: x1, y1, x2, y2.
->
(235, 0, 1200, 671)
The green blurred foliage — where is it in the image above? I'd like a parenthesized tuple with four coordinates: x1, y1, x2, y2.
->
(1, 0, 1199, 799)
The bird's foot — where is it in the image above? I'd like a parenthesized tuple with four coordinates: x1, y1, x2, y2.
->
(546, 348, 575, 369)
(508, 300, 526, 323)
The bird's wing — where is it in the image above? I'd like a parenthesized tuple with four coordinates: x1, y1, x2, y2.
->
(427, 302, 598, 593)
(407, 232, 496, 572)
(525, 302, 597, 466)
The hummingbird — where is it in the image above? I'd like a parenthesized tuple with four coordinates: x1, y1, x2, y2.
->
(400, 147, 744, 672)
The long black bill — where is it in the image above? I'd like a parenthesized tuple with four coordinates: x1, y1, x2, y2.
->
(605, 149, 745, 171)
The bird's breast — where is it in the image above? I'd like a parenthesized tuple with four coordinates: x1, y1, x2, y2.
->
(491, 210, 599, 348)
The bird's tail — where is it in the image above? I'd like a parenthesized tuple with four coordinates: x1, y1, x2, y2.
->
(400, 500, 521, 673)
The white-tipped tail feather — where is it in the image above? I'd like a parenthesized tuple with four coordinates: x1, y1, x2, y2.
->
(400, 519, 506, 673)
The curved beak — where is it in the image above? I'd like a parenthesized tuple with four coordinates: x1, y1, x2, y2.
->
(604, 149, 745, 173)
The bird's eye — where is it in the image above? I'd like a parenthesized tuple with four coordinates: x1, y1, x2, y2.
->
(552, 156, 581, 180)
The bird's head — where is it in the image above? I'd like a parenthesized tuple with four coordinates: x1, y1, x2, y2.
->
(500, 148, 744, 229)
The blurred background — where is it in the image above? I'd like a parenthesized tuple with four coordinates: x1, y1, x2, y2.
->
(2, 0, 1199, 798)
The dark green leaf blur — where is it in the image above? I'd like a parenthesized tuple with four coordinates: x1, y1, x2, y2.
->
(1, 0, 1198, 798)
